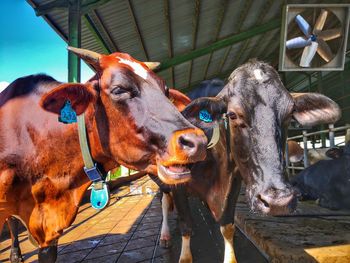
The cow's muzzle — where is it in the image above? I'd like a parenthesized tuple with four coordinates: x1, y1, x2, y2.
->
(157, 128, 207, 184)
(252, 187, 297, 216)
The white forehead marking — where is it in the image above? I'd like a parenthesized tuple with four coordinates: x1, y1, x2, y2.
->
(117, 57, 148, 80)
(253, 69, 263, 80)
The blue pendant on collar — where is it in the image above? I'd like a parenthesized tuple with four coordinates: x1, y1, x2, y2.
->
(90, 181, 110, 210)
(84, 164, 110, 210)
(59, 100, 77, 124)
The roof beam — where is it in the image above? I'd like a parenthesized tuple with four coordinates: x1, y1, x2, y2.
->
(82, 13, 111, 54)
(229, 0, 275, 69)
(89, 10, 119, 52)
(202, 0, 229, 79)
(34, 0, 68, 16)
(126, 0, 149, 61)
(216, 0, 253, 74)
(81, 0, 114, 14)
(186, 0, 201, 88)
(27, 0, 68, 41)
(34, 0, 114, 16)
(156, 18, 280, 72)
(163, 0, 174, 87)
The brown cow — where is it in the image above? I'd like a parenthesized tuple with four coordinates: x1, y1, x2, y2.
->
(157, 60, 341, 262)
(0, 47, 207, 262)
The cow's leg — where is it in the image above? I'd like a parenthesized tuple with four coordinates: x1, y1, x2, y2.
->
(160, 192, 172, 248)
(38, 239, 58, 263)
(179, 235, 192, 263)
(220, 224, 237, 263)
(8, 217, 24, 263)
(219, 175, 241, 263)
(172, 186, 193, 263)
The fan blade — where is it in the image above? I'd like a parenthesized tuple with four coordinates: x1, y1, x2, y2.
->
(286, 37, 312, 49)
(313, 9, 328, 33)
(318, 28, 342, 41)
(317, 38, 333, 62)
(295, 15, 311, 36)
(300, 42, 318, 67)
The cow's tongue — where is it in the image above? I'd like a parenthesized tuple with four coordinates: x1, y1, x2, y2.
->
(167, 164, 188, 173)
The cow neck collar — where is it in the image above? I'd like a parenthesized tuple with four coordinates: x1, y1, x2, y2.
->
(77, 74, 105, 183)
(77, 114, 95, 169)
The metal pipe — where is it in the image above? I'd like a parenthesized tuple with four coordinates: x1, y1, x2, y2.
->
(68, 0, 81, 83)
(329, 123, 335, 148)
(303, 130, 309, 168)
(285, 141, 290, 178)
(288, 125, 350, 140)
(286, 166, 305, 170)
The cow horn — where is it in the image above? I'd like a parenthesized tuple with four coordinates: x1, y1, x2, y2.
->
(144, 62, 160, 70)
(67, 46, 101, 68)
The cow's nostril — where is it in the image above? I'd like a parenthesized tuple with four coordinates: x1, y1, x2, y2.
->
(258, 194, 270, 208)
(179, 135, 195, 149)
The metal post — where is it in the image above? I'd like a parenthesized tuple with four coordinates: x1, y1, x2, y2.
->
(317, 71, 326, 148)
(285, 141, 290, 178)
(329, 123, 335, 148)
(303, 130, 309, 168)
(68, 0, 81, 82)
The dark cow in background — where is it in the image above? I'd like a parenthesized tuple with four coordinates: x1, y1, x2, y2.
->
(292, 142, 350, 210)
(158, 60, 341, 263)
(0, 47, 208, 262)
(187, 78, 224, 99)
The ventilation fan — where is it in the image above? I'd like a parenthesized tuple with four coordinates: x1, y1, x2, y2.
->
(279, 4, 350, 71)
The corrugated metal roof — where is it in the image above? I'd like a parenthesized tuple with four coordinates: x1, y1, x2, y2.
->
(27, 0, 350, 93)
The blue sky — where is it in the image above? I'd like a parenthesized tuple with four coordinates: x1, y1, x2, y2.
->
(0, 0, 93, 89)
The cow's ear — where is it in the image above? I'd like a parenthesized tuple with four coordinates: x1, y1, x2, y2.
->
(291, 93, 341, 126)
(169, 89, 191, 111)
(182, 97, 227, 125)
(40, 83, 97, 115)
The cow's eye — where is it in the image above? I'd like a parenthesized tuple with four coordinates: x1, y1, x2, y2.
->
(111, 86, 127, 96)
(227, 111, 237, 120)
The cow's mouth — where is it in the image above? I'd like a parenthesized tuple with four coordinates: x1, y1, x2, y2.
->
(157, 164, 192, 185)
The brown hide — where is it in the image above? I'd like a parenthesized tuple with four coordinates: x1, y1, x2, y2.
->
(188, 126, 238, 221)
(288, 141, 304, 163)
(0, 81, 92, 246)
(0, 51, 206, 249)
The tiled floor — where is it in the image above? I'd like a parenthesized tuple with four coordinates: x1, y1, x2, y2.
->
(0, 176, 167, 263)
(0, 176, 265, 263)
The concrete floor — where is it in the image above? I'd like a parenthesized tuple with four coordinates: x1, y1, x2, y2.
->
(0, 175, 265, 263)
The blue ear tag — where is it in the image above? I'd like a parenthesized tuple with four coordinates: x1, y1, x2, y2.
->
(90, 181, 110, 210)
(199, 109, 213, 123)
(59, 100, 77, 124)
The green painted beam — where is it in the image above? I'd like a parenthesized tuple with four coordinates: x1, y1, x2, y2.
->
(68, 0, 81, 83)
(82, 14, 111, 54)
(156, 18, 281, 72)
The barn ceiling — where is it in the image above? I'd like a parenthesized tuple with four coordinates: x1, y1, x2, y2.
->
(27, 0, 350, 94)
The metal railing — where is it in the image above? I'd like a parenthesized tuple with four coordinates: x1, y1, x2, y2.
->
(285, 124, 350, 175)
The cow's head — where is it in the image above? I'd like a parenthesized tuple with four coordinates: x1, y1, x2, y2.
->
(218, 60, 341, 215)
(40, 47, 207, 177)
